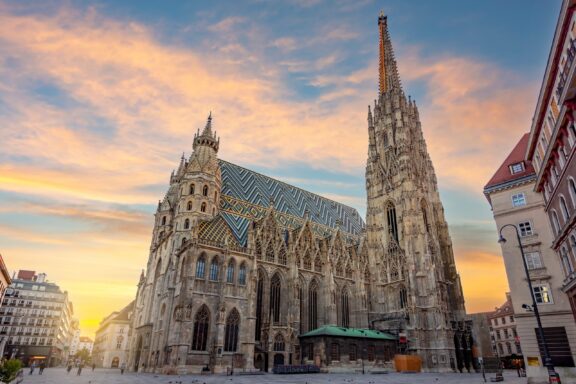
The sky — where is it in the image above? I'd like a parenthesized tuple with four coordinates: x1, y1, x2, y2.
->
(0, 0, 562, 336)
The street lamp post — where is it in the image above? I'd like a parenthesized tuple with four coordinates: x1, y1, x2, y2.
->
(498, 224, 561, 384)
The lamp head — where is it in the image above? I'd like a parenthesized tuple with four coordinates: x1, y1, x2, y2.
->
(498, 235, 507, 244)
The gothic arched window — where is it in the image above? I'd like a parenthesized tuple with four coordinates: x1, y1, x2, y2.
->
(184, 219, 190, 229)
(181, 237, 187, 246)
(341, 288, 350, 327)
(336, 261, 343, 276)
(224, 308, 240, 352)
(195, 256, 205, 278)
(278, 246, 287, 265)
(201, 203, 207, 213)
(226, 261, 235, 283)
(191, 305, 210, 350)
(209, 258, 219, 281)
(314, 255, 322, 272)
(345, 263, 353, 278)
(189, 184, 195, 195)
(273, 333, 285, 351)
(187, 201, 192, 211)
(203, 185, 209, 196)
(387, 202, 399, 242)
(303, 252, 312, 269)
(266, 243, 275, 262)
(239, 263, 247, 285)
(421, 200, 430, 233)
(270, 273, 281, 324)
(308, 280, 318, 331)
(161, 216, 166, 225)
(214, 191, 218, 201)
(399, 287, 408, 309)
(255, 270, 264, 340)
(552, 210, 561, 234)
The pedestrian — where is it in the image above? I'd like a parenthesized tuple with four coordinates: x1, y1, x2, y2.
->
(67, 363, 73, 374)
(39, 361, 46, 375)
(77, 363, 83, 376)
(29, 361, 36, 375)
(92, 363, 96, 371)
(120, 362, 126, 375)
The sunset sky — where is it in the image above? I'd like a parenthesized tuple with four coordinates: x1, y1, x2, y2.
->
(0, 0, 562, 336)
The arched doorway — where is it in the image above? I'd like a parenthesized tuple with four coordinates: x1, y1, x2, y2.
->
(273, 353, 284, 367)
(111, 357, 120, 368)
(254, 354, 264, 371)
(133, 335, 142, 371)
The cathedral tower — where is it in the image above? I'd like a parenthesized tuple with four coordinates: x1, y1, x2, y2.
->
(365, 12, 467, 372)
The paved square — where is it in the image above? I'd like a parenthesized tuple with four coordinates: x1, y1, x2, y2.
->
(19, 368, 527, 384)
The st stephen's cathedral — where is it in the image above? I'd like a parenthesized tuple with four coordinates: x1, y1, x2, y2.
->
(127, 13, 471, 374)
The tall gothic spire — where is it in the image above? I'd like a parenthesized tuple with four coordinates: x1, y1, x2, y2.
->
(378, 11, 401, 94)
(193, 112, 220, 153)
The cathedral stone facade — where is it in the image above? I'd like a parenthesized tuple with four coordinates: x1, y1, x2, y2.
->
(127, 13, 467, 374)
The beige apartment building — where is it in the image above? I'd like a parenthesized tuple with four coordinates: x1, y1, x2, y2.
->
(488, 294, 521, 363)
(93, 301, 133, 368)
(485, 134, 576, 382)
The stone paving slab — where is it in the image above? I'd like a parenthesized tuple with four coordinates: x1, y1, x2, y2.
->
(18, 368, 527, 384)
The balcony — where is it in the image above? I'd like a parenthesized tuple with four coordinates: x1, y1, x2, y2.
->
(557, 38, 576, 98)
(562, 270, 576, 292)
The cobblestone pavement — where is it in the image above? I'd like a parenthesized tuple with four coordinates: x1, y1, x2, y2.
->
(19, 368, 527, 384)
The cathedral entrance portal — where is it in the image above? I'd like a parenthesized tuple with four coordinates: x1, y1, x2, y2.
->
(273, 353, 284, 367)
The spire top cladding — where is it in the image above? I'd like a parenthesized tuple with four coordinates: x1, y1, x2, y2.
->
(378, 12, 402, 95)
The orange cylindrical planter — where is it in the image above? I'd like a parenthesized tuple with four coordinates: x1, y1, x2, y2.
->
(394, 354, 422, 372)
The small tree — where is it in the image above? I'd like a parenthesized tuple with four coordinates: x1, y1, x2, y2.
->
(74, 348, 91, 364)
(0, 359, 22, 383)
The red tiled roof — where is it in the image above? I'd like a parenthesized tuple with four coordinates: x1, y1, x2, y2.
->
(484, 133, 535, 190)
(16, 270, 35, 281)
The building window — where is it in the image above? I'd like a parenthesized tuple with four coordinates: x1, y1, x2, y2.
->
(161, 216, 166, 225)
(273, 333, 285, 351)
(226, 261, 235, 283)
(195, 256, 205, 278)
(278, 246, 287, 265)
(533, 284, 553, 304)
(506, 342, 512, 355)
(330, 343, 340, 361)
(502, 317, 506, 325)
(510, 315, 514, 323)
(387, 202, 399, 243)
(524, 252, 543, 270)
(266, 244, 275, 263)
(367, 345, 375, 362)
(535, 327, 575, 367)
(560, 196, 571, 222)
(187, 201, 192, 211)
(191, 305, 210, 351)
(561, 246, 575, 276)
(498, 344, 504, 355)
(308, 280, 318, 331)
(270, 274, 281, 324)
(184, 218, 190, 229)
(518, 221, 533, 237)
(552, 211, 561, 234)
(255, 271, 264, 341)
(340, 288, 350, 327)
(224, 309, 240, 352)
(569, 179, 576, 209)
(510, 162, 524, 174)
(209, 258, 219, 281)
(202, 185, 208, 196)
(512, 193, 526, 207)
(496, 330, 501, 340)
(399, 287, 408, 309)
(349, 344, 357, 361)
(190, 184, 195, 195)
(201, 203, 207, 213)
(238, 263, 247, 285)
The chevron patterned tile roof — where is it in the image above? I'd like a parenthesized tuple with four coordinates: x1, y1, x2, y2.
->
(219, 160, 365, 245)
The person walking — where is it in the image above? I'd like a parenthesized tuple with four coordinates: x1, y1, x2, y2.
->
(77, 363, 83, 376)
(39, 361, 45, 375)
(120, 362, 126, 375)
(66, 363, 73, 374)
(29, 361, 36, 375)
(92, 363, 96, 371)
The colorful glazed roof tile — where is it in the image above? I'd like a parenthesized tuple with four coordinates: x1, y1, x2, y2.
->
(299, 325, 396, 340)
(219, 160, 365, 246)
